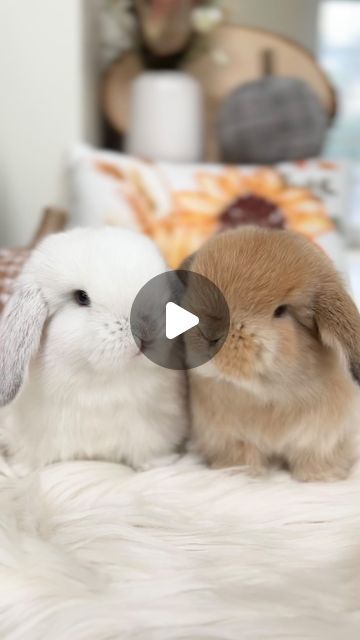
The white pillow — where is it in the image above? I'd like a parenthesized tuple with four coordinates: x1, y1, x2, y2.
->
(68, 144, 349, 273)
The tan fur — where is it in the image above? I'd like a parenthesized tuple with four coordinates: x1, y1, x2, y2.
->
(186, 227, 360, 482)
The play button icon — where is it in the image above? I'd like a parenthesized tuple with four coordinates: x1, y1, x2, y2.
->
(130, 270, 230, 370)
(165, 302, 199, 340)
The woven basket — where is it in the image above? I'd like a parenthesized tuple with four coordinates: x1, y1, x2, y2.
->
(0, 208, 67, 314)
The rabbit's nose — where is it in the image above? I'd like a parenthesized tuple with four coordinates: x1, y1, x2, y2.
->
(115, 318, 130, 332)
(132, 313, 160, 341)
(233, 322, 245, 331)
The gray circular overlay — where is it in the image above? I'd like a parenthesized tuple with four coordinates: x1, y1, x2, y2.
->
(130, 270, 230, 370)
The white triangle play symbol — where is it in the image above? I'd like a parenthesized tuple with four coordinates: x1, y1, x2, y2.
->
(166, 302, 199, 340)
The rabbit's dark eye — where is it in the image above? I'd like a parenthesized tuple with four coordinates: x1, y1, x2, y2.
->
(274, 304, 287, 318)
(73, 290, 91, 307)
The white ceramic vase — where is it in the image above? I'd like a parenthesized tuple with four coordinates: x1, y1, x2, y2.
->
(126, 71, 203, 162)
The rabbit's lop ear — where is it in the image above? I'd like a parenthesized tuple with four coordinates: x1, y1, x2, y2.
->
(0, 285, 47, 406)
(314, 279, 360, 384)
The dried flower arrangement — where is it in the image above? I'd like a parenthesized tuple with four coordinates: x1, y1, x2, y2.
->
(99, 0, 223, 68)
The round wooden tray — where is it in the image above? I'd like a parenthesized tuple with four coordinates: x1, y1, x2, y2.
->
(102, 23, 337, 161)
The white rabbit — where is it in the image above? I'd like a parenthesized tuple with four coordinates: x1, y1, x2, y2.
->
(0, 227, 187, 473)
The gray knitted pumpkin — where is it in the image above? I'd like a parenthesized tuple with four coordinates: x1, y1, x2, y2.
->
(217, 77, 329, 164)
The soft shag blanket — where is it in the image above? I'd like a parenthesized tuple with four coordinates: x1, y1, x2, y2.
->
(0, 455, 359, 640)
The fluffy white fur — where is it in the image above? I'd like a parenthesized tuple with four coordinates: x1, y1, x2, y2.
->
(0, 228, 187, 471)
(1, 454, 360, 639)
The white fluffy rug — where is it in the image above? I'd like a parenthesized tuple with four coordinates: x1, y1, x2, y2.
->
(1, 455, 360, 640)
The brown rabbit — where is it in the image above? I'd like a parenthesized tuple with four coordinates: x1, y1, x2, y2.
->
(185, 227, 360, 481)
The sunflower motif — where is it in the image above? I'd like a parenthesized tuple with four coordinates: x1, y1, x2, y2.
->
(149, 167, 334, 268)
(96, 161, 334, 269)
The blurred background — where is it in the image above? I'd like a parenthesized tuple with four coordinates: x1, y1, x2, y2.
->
(0, 0, 359, 269)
